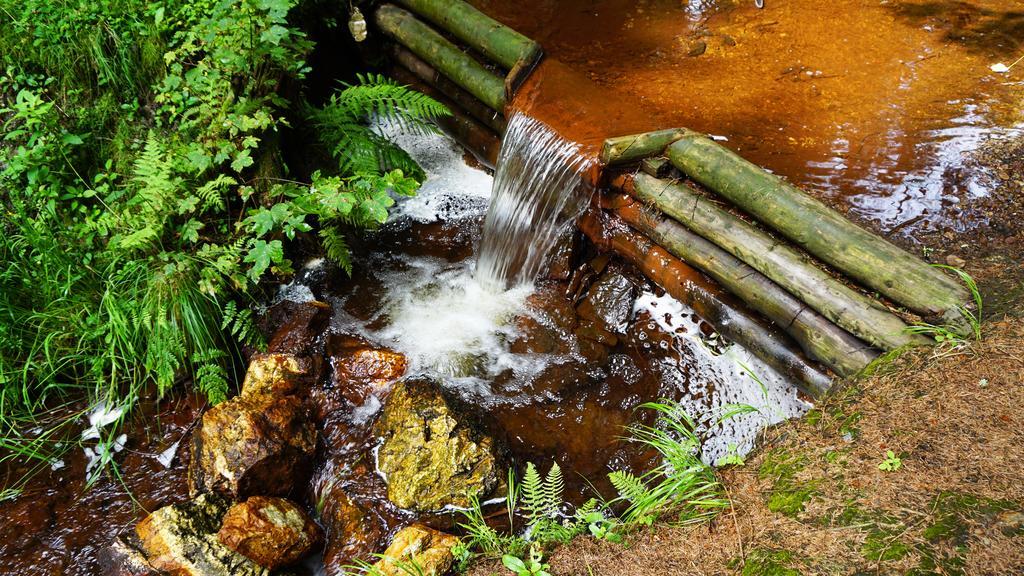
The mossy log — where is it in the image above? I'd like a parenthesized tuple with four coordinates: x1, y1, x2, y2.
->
(394, 0, 543, 72)
(665, 136, 970, 329)
(579, 210, 834, 398)
(391, 46, 507, 134)
(609, 196, 878, 376)
(600, 128, 697, 166)
(630, 172, 923, 351)
(376, 4, 506, 112)
(390, 67, 501, 168)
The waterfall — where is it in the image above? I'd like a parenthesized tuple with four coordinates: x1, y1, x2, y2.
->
(475, 112, 596, 289)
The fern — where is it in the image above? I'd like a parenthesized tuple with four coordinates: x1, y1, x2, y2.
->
(319, 225, 353, 276)
(608, 470, 649, 505)
(221, 300, 266, 349)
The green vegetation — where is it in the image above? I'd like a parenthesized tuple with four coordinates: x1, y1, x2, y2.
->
(731, 548, 802, 576)
(758, 448, 818, 517)
(905, 266, 983, 344)
(878, 450, 903, 472)
(0, 0, 448, 484)
(458, 401, 727, 574)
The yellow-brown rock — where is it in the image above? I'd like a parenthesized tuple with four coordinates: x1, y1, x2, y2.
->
(240, 353, 314, 397)
(372, 524, 460, 576)
(135, 494, 267, 576)
(216, 496, 321, 570)
(373, 378, 500, 510)
(327, 334, 407, 405)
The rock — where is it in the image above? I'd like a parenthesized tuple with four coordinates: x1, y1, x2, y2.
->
(266, 300, 332, 356)
(189, 392, 316, 499)
(97, 534, 160, 576)
(135, 493, 268, 576)
(687, 40, 707, 57)
(545, 231, 578, 281)
(374, 378, 500, 510)
(372, 524, 460, 576)
(217, 496, 321, 570)
(945, 254, 967, 269)
(576, 271, 637, 334)
(327, 334, 407, 405)
(240, 353, 316, 397)
(321, 486, 385, 572)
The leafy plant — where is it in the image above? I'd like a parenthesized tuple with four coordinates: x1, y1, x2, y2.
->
(905, 266, 983, 344)
(502, 544, 551, 576)
(609, 401, 728, 526)
(878, 450, 903, 472)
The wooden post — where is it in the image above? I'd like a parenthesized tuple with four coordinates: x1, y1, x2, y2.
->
(393, 0, 543, 72)
(600, 128, 697, 166)
(390, 66, 502, 168)
(579, 210, 834, 398)
(609, 195, 878, 376)
(375, 4, 506, 112)
(630, 173, 924, 351)
(391, 46, 508, 134)
(665, 135, 971, 329)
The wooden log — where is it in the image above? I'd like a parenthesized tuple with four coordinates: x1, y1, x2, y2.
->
(640, 156, 674, 179)
(630, 172, 924, 351)
(665, 135, 971, 329)
(610, 196, 878, 376)
(390, 66, 502, 168)
(391, 46, 507, 134)
(578, 210, 834, 398)
(375, 4, 506, 112)
(394, 0, 543, 72)
(600, 128, 697, 166)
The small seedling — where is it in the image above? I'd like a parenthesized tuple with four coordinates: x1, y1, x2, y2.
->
(583, 512, 623, 543)
(716, 443, 746, 467)
(878, 450, 902, 472)
(502, 545, 551, 576)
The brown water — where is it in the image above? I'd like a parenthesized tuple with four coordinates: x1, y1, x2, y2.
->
(480, 0, 1024, 236)
(3, 1, 1023, 573)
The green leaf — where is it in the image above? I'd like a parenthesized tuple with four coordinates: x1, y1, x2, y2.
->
(244, 239, 284, 281)
(502, 555, 527, 574)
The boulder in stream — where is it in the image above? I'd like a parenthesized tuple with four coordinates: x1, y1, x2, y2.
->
(97, 534, 160, 576)
(320, 485, 386, 572)
(190, 359, 317, 498)
(135, 493, 268, 576)
(372, 524, 460, 576)
(216, 496, 321, 570)
(374, 377, 500, 510)
(240, 352, 316, 397)
(575, 269, 638, 335)
(266, 300, 333, 356)
(327, 333, 408, 405)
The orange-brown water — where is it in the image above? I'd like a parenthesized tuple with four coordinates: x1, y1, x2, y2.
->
(481, 0, 1024, 235)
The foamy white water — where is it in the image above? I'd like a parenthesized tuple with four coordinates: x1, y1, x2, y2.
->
(633, 291, 811, 464)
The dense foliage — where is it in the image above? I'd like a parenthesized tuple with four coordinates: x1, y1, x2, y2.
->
(0, 0, 448, 478)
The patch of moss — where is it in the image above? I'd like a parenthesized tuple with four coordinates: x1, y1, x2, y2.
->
(730, 548, 802, 576)
(758, 449, 818, 517)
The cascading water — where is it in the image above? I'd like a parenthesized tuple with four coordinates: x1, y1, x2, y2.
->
(475, 112, 596, 289)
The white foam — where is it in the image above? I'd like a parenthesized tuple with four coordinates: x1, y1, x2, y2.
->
(371, 117, 493, 223)
(633, 291, 811, 464)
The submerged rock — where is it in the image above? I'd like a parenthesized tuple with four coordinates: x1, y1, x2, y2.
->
(327, 334, 408, 405)
(321, 485, 386, 572)
(190, 384, 316, 499)
(135, 493, 268, 576)
(576, 270, 638, 335)
(266, 300, 332, 356)
(374, 378, 500, 510)
(97, 534, 160, 576)
(217, 496, 321, 570)
(373, 524, 460, 576)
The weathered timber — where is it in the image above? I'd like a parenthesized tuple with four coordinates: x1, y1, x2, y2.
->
(579, 210, 834, 398)
(611, 196, 878, 376)
(394, 0, 543, 72)
(640, 156, 674, 179)
(665, 135, 971, 329)
(630, 172, 924, 351)
(600, 128, 697, 166)
(392, 46, 507, 134)
(376, 5, 506, 112)
(390, 67, 501, 168)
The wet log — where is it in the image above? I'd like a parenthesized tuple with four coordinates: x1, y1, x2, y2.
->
(390, 66, 502, 168)
(391, 46, 507, 134)
(665, 135, 971, 329)
(578, 210, 834, 398)
(609, 196, 878, 376)
(600, 128, 697, 166)
(630, 172, 923, 351)
(376, 4, 506, 112)
(394, 0, 543, 72)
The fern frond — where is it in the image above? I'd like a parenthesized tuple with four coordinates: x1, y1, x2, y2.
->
(318, 226, 352, 276)
(608, 470, 649, 504)
(543, 462, 564, 519)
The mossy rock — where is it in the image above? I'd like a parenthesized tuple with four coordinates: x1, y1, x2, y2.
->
(373, 377, 500, 510)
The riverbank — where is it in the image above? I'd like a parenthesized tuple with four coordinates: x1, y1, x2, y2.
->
(500, 314, 1024, 575)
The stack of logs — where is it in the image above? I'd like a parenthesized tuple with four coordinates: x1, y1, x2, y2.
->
(371, 0, 974, 398)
